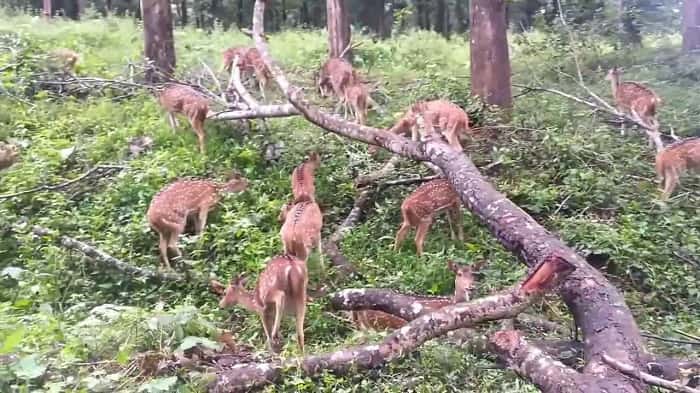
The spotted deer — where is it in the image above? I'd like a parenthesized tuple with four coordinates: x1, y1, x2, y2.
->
(211, 254, 308, 354)
(291, 152, 320, 203)
(0, 142, 19, 171)
(147, 173, 248, 268)
(279, 197, 323, 269)
(48, 48, 79, 73)
(343, 82, 369, 125)
(351, 260, 486, 331)
(317, 57, 355, 99)
(606, 67, 663, 148)
(222, 46, 272, 100)
(655, 137, 700, 200)
(157, 84, 213, 154)
(369, 100, 471, 155)
(393, 179, 464, 256)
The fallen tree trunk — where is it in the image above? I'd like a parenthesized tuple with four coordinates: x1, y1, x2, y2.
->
(211, 256, 575, 391)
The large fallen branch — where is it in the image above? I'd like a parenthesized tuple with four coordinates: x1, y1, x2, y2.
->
(243, 2, 698, 391)
(602, 354, 700, 393)
(210, 255, 575, 392)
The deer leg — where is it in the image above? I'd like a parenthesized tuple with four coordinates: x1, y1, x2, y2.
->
(167, 113, 178, 132)
(261, 307, 275, 352)
(167, 231, 182, 261)
(158, 232, 171, 269)
(414, 219, 433, 257)
(393, 220, 411, 252)
(294, 296, 306, 354)
(270, 291, 285, 353)
(189, 117, 206, 154)
(195, 209, 209, 235)
(661, 170, 679, 201)
(448, 206, 464, 242)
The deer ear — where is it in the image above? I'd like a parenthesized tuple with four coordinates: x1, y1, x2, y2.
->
(447, 260, 459, 273)
(210, 280, 226, 295)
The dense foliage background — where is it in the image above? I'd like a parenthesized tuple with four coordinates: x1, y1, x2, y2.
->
(0, 3, 699, 392)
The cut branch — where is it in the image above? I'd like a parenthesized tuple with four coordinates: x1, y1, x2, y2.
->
(211, 255, 575, 392)
(208, 104, 299, 120)
(603, 353, 700, 393)
(0, 165, 127, 200)
(31, 226, 205, 283)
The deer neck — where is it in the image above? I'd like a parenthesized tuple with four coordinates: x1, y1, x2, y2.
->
(236, 290, 264, 314)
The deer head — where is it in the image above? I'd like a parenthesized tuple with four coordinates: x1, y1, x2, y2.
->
(216, 275, 250, 309)
(221, 172, 249, 193)
(447, 260, 487, 302)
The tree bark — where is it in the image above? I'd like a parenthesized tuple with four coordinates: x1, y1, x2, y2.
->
(43, 0, 51, 18)
(683, 0, 700, 53)
(470, 0, 513, 110)
(326, 0, 351, 60)
(180, 0, 187, 25)
(435, 0, 448, 38)
(141, 0, 176, 83)
(454, 0, 467, 33)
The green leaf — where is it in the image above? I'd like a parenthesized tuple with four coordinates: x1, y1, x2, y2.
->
(116, 345, 132, 366)
(176, 336, 222, 354)
(1, 327, 25, 354)
(138, 376, 178, 393)
(11, 355, 47, 380)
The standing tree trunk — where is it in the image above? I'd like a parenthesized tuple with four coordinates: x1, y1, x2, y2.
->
(435, 0, 448, 38)
(454, 0, 467, 33)
(360, 0, 385, 37)
(43, 0, 51, 18)
(180, 0, 187, 25)
(470, 0, 513, 110)
(326, 0, 351, 60)
(141, 0, 176, 83)
(683, 0, 700, 52)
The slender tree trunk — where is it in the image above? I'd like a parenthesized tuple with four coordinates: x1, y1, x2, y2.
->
(326, 0, 351, 60)
(43, 0, 51, 18)
(180, 0, 187, 25)
(455, 0, 467, 33)
(435, 0, 448, 37)
(237, 0, 244, 27)
(360, 0, 384, 37)
(381, 2, 392, 38)
(281, 0, 286, 26)
(470, 0, 513, 111)
(141, 0, 176, 83)
(683, 0, 700, 52)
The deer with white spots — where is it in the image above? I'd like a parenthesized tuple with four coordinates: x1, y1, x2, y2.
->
(147, 173, 248, 268)
(393, 179, 464, 257)
(157, 84, 213, 154)
(351, 260, 487, 331)
(211, 254, 308, 353)
(291, 151, 320, 203)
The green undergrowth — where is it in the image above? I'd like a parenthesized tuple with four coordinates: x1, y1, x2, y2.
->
(0, 14, 698, 392)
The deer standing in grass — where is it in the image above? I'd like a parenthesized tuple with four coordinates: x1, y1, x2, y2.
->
(351, 260, 486, 331)
(369, 100, 471, 155)
(48, 48, 79, 73)
(606, 67, 663, 149)
(211, 254, 308, 354)
(221, 46, 272, 100)
(291, 152, 320, 203)
(343, 82, 370, 125)
(0, 143, 19, 171)
(279, 198, 323, 269)
(147, 173, 248, 268)
(317, 57, 356, 99)
(655, 137, 700, 201)
(157, 84, 213, 154)
(393, 179, 464, 256)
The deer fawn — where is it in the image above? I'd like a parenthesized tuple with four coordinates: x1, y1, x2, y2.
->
(0, 142, 19, 171)
(369, 100, 471, 155)
(291, 151, 320, 203)
(606, 67, 662, 147)
(655, 137, 700, 201)
(343, 82, 370, 125)
(157, 84, 212, 154)
(222, 46, 271, 100)
(393, 179, 464, 256)
(147, 173, 248, 268)
(351, 260, 486, 331)
(48, 48, 79, 73)
(317, 57, 355, 99)
(211, 254, 308, 354)
(279, 198, 323, 268)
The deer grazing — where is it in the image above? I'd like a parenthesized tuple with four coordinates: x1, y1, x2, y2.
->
(211, 254, 308, 353)
(0, 142, 19, 171)
(393, 179, 464, 256)
(291, 151, 320, 203)
(351, 260, 486, 331)
(222, 46, 271, 100)
(655, 137, 700, 201)
(317, 57, 356, 99)
(147, 173, 248, 268)
(157, 84, 213, 154)
(48, 48, 79, 73)
(369, 100, 471, 155)
(606, 67, 663, 148)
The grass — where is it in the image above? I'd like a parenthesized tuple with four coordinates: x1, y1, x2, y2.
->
(0, 13, 699, 392)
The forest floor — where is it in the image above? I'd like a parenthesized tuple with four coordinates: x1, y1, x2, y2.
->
(0, 14, 698, 393)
